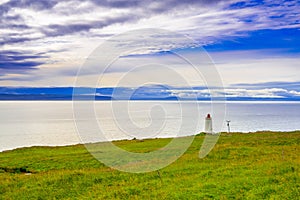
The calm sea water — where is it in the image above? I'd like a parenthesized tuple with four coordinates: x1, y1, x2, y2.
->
(0, 101, 299, 151)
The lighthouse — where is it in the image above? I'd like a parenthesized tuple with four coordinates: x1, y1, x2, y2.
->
(204, 114, 213, 134)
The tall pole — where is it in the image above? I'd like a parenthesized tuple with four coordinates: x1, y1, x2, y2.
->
(226, 120, 231, 133)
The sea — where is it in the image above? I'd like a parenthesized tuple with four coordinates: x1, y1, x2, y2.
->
(0, 101, 299, 152)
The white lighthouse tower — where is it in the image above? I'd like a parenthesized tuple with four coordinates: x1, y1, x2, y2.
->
(204, 114, 213, 134)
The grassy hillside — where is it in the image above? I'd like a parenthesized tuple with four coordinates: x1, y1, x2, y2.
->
(0, 131, 299, 199)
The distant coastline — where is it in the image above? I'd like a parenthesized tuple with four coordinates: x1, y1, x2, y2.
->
(1, 86, 300, 101)
(1, 96, 300, 101)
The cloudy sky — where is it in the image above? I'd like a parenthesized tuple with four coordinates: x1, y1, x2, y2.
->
(0, 0, 300, 99)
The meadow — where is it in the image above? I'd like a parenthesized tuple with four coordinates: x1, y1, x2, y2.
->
(0, 131, 299, 199)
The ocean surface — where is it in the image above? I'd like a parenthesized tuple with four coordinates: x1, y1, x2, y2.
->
(0, 101, 299, 152)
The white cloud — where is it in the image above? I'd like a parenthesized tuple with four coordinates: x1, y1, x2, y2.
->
(165, 87, 300, 99)
(209, 51, 300, 86)
(1, 0, 300, 87)
(290, 90, 300, 96)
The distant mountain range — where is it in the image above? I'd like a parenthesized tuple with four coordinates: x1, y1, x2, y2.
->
(0, 86, 299, 101)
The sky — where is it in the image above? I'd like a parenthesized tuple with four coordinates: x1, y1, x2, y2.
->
(0, 0, 300, 100)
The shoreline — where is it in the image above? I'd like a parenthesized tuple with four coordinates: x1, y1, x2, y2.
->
(1, 130, 299, 153)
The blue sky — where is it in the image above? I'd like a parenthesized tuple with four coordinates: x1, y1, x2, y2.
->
(0, 0, 300, 100)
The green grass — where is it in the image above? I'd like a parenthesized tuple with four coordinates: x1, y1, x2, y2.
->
(0, 131, 299, 199)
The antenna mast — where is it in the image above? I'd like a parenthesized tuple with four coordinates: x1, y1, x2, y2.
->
(226, 120, 231, 133)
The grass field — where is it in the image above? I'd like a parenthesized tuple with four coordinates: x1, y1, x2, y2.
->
(0, 131, 299, 199)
